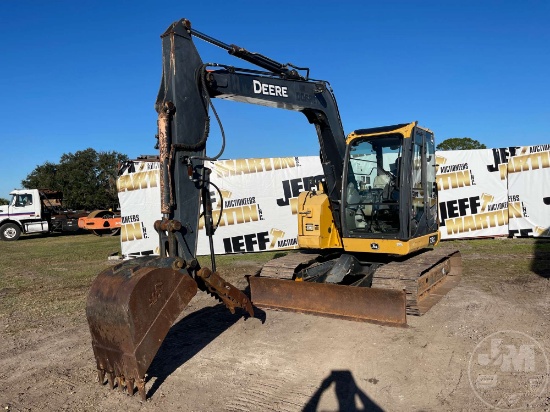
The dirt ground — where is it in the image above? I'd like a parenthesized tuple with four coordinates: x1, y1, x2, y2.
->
(1, 241, 549, 411)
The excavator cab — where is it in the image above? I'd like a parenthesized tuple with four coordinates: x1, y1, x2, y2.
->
(341, 123, 439, 254)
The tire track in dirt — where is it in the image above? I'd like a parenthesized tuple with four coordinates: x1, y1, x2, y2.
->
(224, 370, 316, 412)
(0, 320, 120, 412)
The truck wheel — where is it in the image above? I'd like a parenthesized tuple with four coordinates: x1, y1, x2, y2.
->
(0, 223, 22, 241)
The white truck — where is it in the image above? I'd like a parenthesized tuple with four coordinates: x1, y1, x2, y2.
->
(0, 189, 84, 241)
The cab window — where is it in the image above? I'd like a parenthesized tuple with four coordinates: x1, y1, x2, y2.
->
(345, 134, 402, 235)
(15, 194, 33, 207)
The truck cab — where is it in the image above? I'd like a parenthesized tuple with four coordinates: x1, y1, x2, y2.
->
(0, 189, 83, 241)
(0, 189, 49, 240)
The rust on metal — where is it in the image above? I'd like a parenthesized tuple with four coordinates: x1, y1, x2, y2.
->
(249, 276, 407, 327)
(197, 267, 254, 316)
(86, 260, 198, 399)
(157, 106, 172, 215)
(154, 218, 182, 232)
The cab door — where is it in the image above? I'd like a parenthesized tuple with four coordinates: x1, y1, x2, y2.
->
(11, 192, 39, 219)
(409, 128, 438, 239)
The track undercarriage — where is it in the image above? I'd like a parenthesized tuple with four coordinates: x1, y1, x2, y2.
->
(249, 247, 461, 326)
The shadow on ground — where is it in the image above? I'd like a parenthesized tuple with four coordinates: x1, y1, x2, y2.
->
(303, 370, 384, 412)
(146, 301, 265, 399)
(532, 237, 550, 278)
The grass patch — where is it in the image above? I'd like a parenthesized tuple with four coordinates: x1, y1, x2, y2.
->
(442, 237, 550, 290)
(0, 232, 120, 333)
(1, 234, 548, 334)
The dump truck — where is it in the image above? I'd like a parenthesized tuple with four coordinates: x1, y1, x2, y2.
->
(86, 18, 461, 400)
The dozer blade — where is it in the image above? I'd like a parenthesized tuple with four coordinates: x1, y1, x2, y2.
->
(86, 260, 198, 400)
(249, 276, 407, 327)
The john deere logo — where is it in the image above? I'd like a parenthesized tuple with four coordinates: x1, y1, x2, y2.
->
(370, 243, 379, 250)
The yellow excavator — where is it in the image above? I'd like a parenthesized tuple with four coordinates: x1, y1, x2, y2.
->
(86, 18, 461, 400)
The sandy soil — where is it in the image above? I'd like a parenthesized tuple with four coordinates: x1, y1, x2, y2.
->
(1, 253, 549, 411)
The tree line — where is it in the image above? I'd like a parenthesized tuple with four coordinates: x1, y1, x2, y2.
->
(18, 148, 128, 210)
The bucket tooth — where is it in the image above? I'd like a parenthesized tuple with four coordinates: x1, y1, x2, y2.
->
(97, 369, 105, 385)
(136, 378, 146, 401)
(126, 378, 135, 396)
(107, 372, 115, 390)
(117, 376, 125, 392)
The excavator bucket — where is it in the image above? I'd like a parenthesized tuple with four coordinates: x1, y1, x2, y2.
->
(86, 258, 198, 400)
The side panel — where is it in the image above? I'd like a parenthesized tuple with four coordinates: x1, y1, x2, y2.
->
(297, 191, 343, 250)
(341, 232, 439, 255)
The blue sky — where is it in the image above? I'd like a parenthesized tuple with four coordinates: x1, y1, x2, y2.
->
(1, 0, 549, 198)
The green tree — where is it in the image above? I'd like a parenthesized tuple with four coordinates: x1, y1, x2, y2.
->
(20, 161, 61, 192)
(22, 148, 128, 210)
(436, 137, 487, 151)
(0, 198, 10, 205)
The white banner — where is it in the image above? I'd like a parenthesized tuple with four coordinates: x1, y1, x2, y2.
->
(117, 157, 323, 258)
(202, 156, 323, 255)
(506, 145, 550, 237)
(117, 161, 161, 258)
(436, 149, 509, 239)
(118, 146, 550, 259)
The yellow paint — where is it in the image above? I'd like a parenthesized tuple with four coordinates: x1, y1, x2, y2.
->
(297, 190, 343, 250)
(346, 122, 420, 145)
(342, 232, 440, 255)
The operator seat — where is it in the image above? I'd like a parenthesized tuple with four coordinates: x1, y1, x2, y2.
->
(373, 174, 391, 200)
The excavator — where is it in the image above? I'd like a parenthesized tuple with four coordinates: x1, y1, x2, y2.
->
(86, 18, 461, 400)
